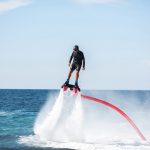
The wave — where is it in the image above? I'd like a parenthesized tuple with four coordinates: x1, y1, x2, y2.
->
(18, 135, 150, 150)
(0, 110, 36, 117)
(0, 111, 15, 116)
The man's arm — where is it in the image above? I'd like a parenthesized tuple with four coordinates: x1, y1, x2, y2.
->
(82, 53, 85, 70)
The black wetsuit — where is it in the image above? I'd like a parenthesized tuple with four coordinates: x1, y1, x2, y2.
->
(69, 50, 85, 72)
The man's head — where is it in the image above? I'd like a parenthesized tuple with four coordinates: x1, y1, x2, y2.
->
(73, 45, 79, 51)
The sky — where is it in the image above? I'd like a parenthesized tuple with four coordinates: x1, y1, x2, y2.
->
(0, 0, 150, 90)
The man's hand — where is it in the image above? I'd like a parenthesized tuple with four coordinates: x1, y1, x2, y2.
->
(82, 67, 85, 70)
(68, 63, 71, 67)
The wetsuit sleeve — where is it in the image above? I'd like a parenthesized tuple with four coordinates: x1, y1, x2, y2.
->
(69, 52, 73, 64)
(82, 53, 85, 68)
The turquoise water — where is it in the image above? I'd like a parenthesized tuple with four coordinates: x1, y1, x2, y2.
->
(0, 89, 58, 150)
(0, 89, 150, 150)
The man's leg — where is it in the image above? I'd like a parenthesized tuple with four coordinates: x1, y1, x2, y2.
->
(75, 65, 81, 86)
(75, 71, 79, 86)
(65, 64, 75, 84)
(65, 71, 72, 84)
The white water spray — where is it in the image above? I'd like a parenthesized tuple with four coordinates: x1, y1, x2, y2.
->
(34, 89, 83, 142)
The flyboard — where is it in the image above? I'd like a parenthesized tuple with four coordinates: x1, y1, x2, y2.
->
(61, 83, 146, 141)
(61, 83, 80, 94)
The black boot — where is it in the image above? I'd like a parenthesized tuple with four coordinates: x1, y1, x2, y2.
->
(75, 80, 78, 87)
(65, 79, 69, 85)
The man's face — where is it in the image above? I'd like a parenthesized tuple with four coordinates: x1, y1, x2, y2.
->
(73, 48, 78, 52)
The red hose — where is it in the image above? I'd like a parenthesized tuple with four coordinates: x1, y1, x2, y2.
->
(81, 94, 146, 141)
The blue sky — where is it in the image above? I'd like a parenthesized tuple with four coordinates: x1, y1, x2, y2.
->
(0, 0, 150, 89)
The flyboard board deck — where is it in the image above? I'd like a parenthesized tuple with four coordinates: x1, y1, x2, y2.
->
(61, 83, 80, 94)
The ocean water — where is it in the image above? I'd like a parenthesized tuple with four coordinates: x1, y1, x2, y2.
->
(0, 89, 150, 150)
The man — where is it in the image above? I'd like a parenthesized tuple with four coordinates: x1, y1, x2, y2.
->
(65, 45, 85, 87)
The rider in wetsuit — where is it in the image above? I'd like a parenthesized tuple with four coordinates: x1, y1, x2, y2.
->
(65, 45, 85, 87)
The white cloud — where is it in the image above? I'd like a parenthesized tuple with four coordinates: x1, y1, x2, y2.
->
(74, 0, 126, 4)
(0, 0, 32, 13)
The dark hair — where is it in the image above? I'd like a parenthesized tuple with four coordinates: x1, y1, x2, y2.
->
(73, 45, 79, 51)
